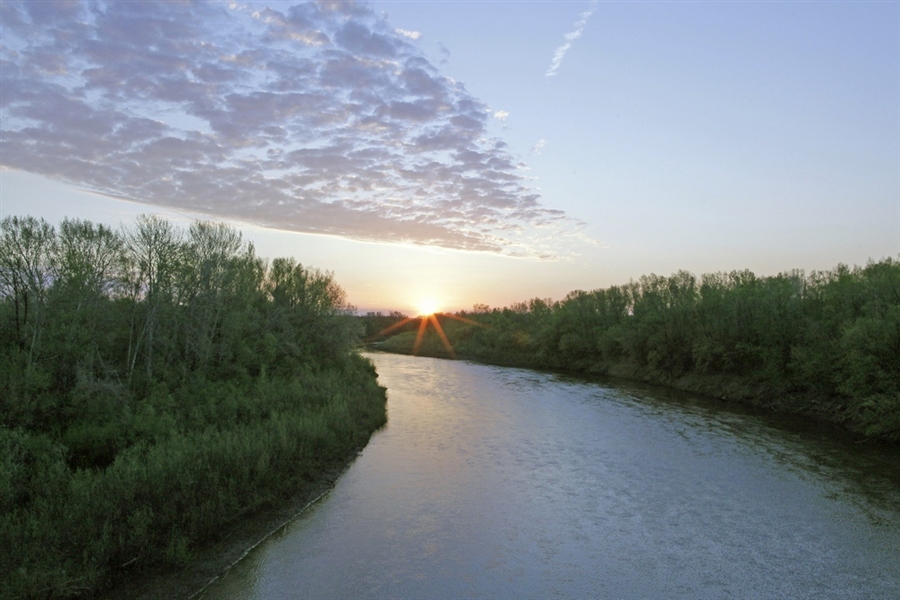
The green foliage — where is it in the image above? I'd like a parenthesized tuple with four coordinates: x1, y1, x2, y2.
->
(358, 311, 416, 340)
(380, 259, 900, 442)
(0, 215, 387, 599)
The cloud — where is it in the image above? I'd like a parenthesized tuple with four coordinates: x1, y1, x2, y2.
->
(0, 0, 583, 258)
(493, 110, 509, 121)
(395, 28, 421, 40)
(531, 139, 547, 155)
(546, 0, 598, 77)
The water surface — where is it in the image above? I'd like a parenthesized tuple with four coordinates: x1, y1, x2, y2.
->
(198, 353, 900, 599)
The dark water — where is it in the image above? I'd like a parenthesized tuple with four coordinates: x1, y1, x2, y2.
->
(197, 352, 900, 599)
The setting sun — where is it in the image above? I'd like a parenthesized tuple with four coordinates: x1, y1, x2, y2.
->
(417, 298, 440, 317)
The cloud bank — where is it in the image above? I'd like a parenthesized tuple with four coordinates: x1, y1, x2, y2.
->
(546, 0, 598, 77)
(0, 0, 580, 257)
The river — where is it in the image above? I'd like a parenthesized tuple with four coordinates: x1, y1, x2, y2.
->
(196, 352, 900, 599)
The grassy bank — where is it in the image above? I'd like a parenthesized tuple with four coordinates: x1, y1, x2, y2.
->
(1, 354, 386, 599)
(370, 258, 900, 443)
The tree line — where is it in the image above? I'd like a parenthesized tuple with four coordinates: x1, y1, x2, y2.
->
(377, 260, 900, 441)
(0, 215, 387, 598)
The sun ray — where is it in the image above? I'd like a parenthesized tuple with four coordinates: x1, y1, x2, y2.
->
(367, 310, 489, 357)
(429, 314, 456, 358)
(412, 315, 429, 354)
(371, 316, 417, 340)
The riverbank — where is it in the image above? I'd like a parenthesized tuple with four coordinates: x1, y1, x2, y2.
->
(97, 446, 365, 600)
(371, 337, 898, 445)
(600, 361, 883, 438)
(1, 354, 388, 600)
(1, 217, 391, 599)
(368, 260, 900, 444)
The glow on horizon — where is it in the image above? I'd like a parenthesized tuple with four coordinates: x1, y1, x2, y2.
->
(1, 1, 897, 314)
(416, 299, 441, 318)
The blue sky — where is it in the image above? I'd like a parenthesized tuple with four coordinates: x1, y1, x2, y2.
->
(1, 1, 898, 314)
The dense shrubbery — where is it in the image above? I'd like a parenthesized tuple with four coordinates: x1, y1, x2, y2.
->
(0, 215, 387, 599)
(379, 260, 900, 441)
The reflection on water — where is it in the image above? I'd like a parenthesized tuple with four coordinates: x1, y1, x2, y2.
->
(198, 353, 900, 599)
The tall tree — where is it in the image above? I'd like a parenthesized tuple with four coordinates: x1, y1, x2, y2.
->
(0, 216, 56, 365)
(122, 215, 183, 384)
(50, 218, 124, 384)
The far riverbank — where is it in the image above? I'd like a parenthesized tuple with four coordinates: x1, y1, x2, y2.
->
(370, 340, 889, 443)
(365, 259, 900, 444)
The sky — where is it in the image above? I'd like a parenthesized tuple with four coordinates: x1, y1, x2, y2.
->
(1, 0, 898, 315)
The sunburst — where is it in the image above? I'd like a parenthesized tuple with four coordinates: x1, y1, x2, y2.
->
(371, 310, 483, 358)
(417, 298, 441, 318)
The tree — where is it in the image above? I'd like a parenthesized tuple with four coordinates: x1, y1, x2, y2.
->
(264, 257, 356, 367)
(122, 215, 183, 384)
(49, 218, 124, 387)
(0, 216, 56, 365)
(177, 220, 247, 373)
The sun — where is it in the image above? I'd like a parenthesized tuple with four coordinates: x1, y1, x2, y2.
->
(368, 304, 485, 360)
(416, 298, 441, 317)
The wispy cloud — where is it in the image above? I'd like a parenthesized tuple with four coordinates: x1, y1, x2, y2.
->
(493, 110, 509, 121)
(546, 0, 598, 77)
(395, 28, 421, 40)
(0, 0, 583, 258)
(531, 139, 547, 155)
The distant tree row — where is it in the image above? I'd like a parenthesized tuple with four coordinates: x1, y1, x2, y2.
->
(359, 310, 416, 340)
(0, 215, 386, 598)
(383, 259, 900, 440)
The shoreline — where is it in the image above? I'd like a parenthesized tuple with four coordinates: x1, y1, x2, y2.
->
(97, 449, 365, 600)
(368, 346, 898, 446)
(98, 349, 894, 599)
